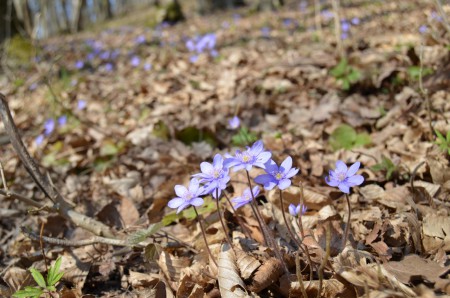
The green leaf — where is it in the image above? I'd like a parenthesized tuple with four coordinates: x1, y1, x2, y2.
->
(161, 212, 179, 226)
(330, 59, 348, 78)
(13, 286, 43, 298)
(127, 222, 164, 245)
(231, 127, 258, 146)
(29, 268, 46, 288)
(144, 243, 162, 262)
(47, 257, 63, 286)
(347, 69, 361, 83)
(341, 78, 350, 90)
(329, 124, 357, 150)
(354, 133, 371, 147)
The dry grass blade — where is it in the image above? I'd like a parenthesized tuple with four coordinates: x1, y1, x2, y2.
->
(249, 257, 284, 293)
(218, 243, 248, 297)
(235, 248, 261, 280)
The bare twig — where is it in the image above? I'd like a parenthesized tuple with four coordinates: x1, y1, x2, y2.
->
(193, 207, 218, 268)
(331, 0, 345, 59)
(0, 93, 114, 238)
(317, 220, 331, 298)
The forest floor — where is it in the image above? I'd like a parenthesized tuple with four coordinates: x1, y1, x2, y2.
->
(0, 0, 450, 297)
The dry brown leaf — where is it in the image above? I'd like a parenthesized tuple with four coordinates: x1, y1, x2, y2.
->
(217, 244, 247, 297)
(359, 184, 385, 201)
(267, 186, 331, 211)
(290, 279, 352, 297)
(177, 274, 206, 298)
(235, 249, 261, 280)
(158, 251, 192, 289)
(2, 267, 33, 293)
(248, 257, 284, 293)
(129, 271, 161, 288)
(422, 213, 450, 252)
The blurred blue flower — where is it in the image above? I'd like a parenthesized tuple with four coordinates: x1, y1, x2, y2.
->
(35, 134, 44, 146)
(325, 160, 364, 194)
(75, 60, 84, 69)
(29, 83, 38, 91)
(135, 35, 146, 44)
(228, 116, 240, 129)
(261, 27, 271, 37)
(99, 51, 110, 60)
(144, 63, 152, 71)
(341, 20, 351, 32)
(351, 17, 360, 25)
(104, 63, 114, 72)
(341, 32, 349, 40)
(77, 99, 87, 110)
(289, 203, 307, 217)
(58, 115, 67, 127)
(299, 1, 308, 11)
(321, 9, 334, 20)
(190, 55, 199, 63)
(130, 56, 141, 67)
(44, 119, 55, 136)
(86, 53, 95, 61)
(419, 25, 428, 34)
(431, 11, 443, 22)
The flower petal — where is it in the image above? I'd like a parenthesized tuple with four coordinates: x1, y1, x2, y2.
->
(190, 197, 204, 207)
(200, 162, 214, 175)
(346, 161, 361, 177)
(213, 154, 223, 167)
(285, 167, 299, 179)
(174, 185, 188, 198)
(280, 156, 292, 172)
(325, 175, 339, 187)
(278, 179, 291, 190)
(177, 202, 190, 214)
(288, 204, 296, 216)
(250, 140, 263, 155)
(168, 197, 184, 209)
(252, 186, 260, 197)
(257, 151, 272, 164)
(346, 174, 364, 186)
(338, 183, 350, 194)
(188, 179, 200, 194)
(264, 160, 278, 173)
(335, 160, 348, 173)
(255, 174, 275, 185)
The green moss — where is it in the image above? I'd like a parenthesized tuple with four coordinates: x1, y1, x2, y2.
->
(5, 36, 35, 63)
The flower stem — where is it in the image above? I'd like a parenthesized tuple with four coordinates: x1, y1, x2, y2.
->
(224, 191, 252, 239)
(216, 189, 234, 249)
(279, 189, 302, 247)
(193, 206, 218, 268)
(295, 252, 308, 298)
(298, 182, 314, 281)
(245, 170, 288, 274)
(342, 193, 351, 250)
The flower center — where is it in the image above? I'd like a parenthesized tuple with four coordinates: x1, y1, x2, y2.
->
(337, 172, 346, 181)
(242, 153, 251, 163)
(213, 169, 221, 178)
(275, 172, 283, 180)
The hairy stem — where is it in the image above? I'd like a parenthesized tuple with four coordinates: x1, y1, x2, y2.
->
(193, 206, 218, 268)
(342, 194, 351, 250)
(279, 189, 302, 247)
(295, 252, 308, 298)
(223, 191, 252, 239)
(299, 183, 314, 281)
(216, 189, 234, 249)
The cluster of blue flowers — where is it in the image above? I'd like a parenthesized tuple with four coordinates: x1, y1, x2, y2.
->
(341, 17, 360, 40)
(168, 140, 364, 216)
(185, 33, 218, 63)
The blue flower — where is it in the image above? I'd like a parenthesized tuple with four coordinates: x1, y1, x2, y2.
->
(261, 27, 271, 37)
(77, 99, 87, 110)
(104, 63, 114, 72)
(168, 178, 205, 213)
(189, 55, 199, 63)
(224, 140, 272, 172)
(232, 186, 260, 209)
(289, 203, 307, 217)
(228, 116, 240, 129)
(130, 56, 141, 67)
(351, 17, 360, 25)
(35, 134, 44, 146)
(44, 119, 55, 136)
(255, 156, 299, 190)
(75, 60, 84, 69)
(325, 160, 364, 194)
(144, 63, 152, 71)
(57, 115, 67, 127)
(419, 25, 428, 34)
(193, 154, 230, 199)
(135, 35, 146, 44)
(99, 51, 110, 60)
(341, 20, 351, 32)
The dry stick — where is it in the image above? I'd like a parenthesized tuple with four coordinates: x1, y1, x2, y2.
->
(193, 206, 218, 268)
(245, 170, 288, 273)
(223, 191, 252, 239)
(410, 161, 431, 209)
(331, 0, 345, 60)
(316, 220, 331, 298)
(342, 193, 352, 250)
(295, 252, 308, 298)
(314, 0, 322, 38)
(0, 93, 114, 238)
(39, 222, 48, 272)
(215, 188, 233, 249)
(418, 43, 434, 140)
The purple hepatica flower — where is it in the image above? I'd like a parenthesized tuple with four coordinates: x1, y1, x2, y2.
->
(431, 11, 443, 22)
(168, 178, 205, 214)
(130, 56, 140, 67)
(99, 51, 110, 60)
(419, 25, 428, 34)
(341, 20, 351, 32)
(196, 33, 216, 53)
(321, 9, 334, 20)
(232, 186, 259, 209)
(351, 17, 360, 25)
(210, 49, 219, 57)
(341, 32, 349, 40)
(144, 63, 152, 71)
(255, 156, 299, 190)
(86, 53, 95, 61)
(77, 99, 87, 110)
(325, 160, 364, 194)
(224, 140, 272, 172)
(186, 39, 196, 52)
(104, 63, 114, 72)
(289, 203, 307, 217)
(29, 83, 38, 91)
(75, 60, 84, 69)
(193, 154, 230, 199)
(44, 119, 55, 136)
(261, 27, 271, 37)
(57, 115, 67, 127)
(35, 134, 44, 146)
(189, 55, 199, 63)
(135, 35, 146, 44)
(299, 1, 307, 11)
(228, 116, 240, 130)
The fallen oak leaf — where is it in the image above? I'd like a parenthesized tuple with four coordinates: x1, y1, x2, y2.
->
(248, 257, 284, 293)
(217, 243, 247, 297)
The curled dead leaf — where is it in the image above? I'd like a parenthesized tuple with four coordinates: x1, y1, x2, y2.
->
(248, 257, 284, 293)
(217, 244, 247, 297)
(235, 249, 261, 280)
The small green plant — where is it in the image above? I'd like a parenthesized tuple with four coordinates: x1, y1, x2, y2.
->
(435, 129, 450, 155)
(407, 66, 433, 81)
(330, 58, 361, 90)
(329, 124, 371, 151)
(231, 126, 258, 146)
(371, 155, 398, 180)
(13, 257, 64, 298)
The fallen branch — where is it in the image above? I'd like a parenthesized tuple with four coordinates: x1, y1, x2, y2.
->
(0, 92, 114, 238)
